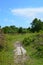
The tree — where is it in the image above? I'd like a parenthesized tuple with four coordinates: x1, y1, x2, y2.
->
(2, 26, 11, 33)
(31, 18, 43, 32)
(27, 27, 31, 32)
(0, 26, 1, 29)
(10, 25, 18, 33)
(18, 27, 23, 33)
(2, 25, 18, 34)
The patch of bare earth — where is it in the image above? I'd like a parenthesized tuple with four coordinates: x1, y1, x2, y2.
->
(14, 41, 28, 65)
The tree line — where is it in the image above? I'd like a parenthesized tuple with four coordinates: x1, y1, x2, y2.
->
(0, 18, 43, 34)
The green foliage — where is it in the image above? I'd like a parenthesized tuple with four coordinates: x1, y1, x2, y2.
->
(0, 18, 43, 65)
(18, 27, 28, 34)
(1, 18, 43, 34)
(31, 18, 43, 32)
(0, 29, 6, 51)
(2, 25, 18, 34)
(18, 27, 23, 33)
(0, 34, 14, 65)
(27, 27, 31, 33)
(23, 37, 32, 46)
(0, 33, 43, 65)
(33, 34, 43, 57)
(23, 33, 43, 57)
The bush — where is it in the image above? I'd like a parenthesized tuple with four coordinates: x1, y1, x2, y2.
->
(33, 34, 43, 57)
(23, 37, 33, 46)
(22, 33, 43, 57)
(0, 29, 6, 51)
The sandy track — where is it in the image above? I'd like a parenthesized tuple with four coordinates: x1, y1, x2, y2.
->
(14, 41, 27, 64)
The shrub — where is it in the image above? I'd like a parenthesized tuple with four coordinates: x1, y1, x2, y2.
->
(32, 34, 43, 57)
(23, 33, 43, 57)
(0, 29, 6, 51)
(23, 37, 33, 46)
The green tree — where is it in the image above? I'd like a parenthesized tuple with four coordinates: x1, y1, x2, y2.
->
(31, 18, 43, 32)
(2, 25, 18, 34)
(18, 27, 23, 33)
(10, 25, 18, 33)
(2, 26, 11, 33)
(0, 26, 1, 29)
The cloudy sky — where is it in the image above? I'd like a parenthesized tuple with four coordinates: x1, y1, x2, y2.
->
(0, 0, 43, 28)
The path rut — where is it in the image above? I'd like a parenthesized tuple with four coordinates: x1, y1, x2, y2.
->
(14, 41, 28, 64)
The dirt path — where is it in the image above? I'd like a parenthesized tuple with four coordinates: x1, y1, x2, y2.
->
(14, 41, 27, 64)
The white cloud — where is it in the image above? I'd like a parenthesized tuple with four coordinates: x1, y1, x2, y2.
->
(11, 7, 43, 20)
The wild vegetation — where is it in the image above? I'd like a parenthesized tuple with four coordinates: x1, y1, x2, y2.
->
(23, 33, 43, 57)
(0, 18, 43, 65)
(1, 18, 43, 34)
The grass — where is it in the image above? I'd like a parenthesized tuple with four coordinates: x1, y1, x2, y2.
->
(0, 33, 43, 65)
(24, 46, 43, 65)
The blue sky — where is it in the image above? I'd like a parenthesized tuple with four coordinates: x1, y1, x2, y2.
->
(0, 0, 43, 28)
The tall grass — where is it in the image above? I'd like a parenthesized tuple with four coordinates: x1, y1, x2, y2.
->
(0, 33, 43, 65)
